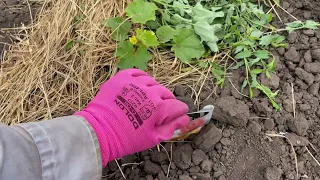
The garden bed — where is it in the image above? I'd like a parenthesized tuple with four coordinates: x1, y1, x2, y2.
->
(1, 0, 320, 179)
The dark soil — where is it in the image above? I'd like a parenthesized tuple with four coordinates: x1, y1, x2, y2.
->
(103, 0, 320, 179)
(1, 0, 320, 179)
(0, 0, 39, 60)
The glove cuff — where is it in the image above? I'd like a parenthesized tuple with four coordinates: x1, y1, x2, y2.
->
(75, 110, 113, 167)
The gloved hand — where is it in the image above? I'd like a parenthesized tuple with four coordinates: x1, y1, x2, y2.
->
(75, 69, 189, 167)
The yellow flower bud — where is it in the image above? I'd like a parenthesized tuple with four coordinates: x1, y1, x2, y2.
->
(129, 36, 138, 45)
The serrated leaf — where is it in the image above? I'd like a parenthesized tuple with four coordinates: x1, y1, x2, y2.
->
(172, 29, 205, 62)
(254, 50, 270, 59)
(104, 17, 131, 41)
(116, 41, 152, 70)
(235, 50, 252, 59)
(136, 29, 159, 47)
(125, 0, 158, 24)
(156, 26, 177, 43)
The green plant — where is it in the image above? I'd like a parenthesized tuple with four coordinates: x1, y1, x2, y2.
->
(285, 20, 320, 33)
(104, 0, 319, 110)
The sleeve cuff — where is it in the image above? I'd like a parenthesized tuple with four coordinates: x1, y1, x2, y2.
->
(19, 116, 102, 180)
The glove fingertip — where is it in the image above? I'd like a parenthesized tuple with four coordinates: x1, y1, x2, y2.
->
(174, 114, 190, 129)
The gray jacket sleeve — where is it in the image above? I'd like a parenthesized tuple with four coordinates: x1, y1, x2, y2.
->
(0, 116, 102, 180)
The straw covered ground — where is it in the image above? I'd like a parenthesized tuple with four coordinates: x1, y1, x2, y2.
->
(0, 0, 215, 125)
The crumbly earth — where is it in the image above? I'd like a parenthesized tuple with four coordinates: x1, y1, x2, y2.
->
(1, 0, 320, 180)
(103, 1, 320, 179)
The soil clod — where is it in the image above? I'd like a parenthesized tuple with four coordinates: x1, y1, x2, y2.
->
(193, 123, 222, 152)
(213, 96, 249, 127)
(265, 166, 283, 180)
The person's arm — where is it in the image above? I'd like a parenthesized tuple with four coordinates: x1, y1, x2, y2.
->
(0, 116, 102, 180)
(0, 69, 189, 180)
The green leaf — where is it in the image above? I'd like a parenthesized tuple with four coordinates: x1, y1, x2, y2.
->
(250, 30, 263, 38)
(172, 29, 205, 62)
(199, 61, 208, 68)
(104, 17, 131, 41)
(241, 79, 248, 92)
(116, 41, 152, 70)
(256, 84, 280, 110)
(234, 46, 244, 54)
(259, 35, 274, 46)
(193, 20, 219, 42)
(193, 20, 221, 52)
(231, 60, 244, 70)
(254, 50, 270, 59)
(235, 50, 252, 59)
(156, 26, 177, 43)
(286, 21, 304, 28)
(146, 21, 160, 30)
(171, 14, 192, 25)
(271, 100, 280, 110)
(192, 3, 224, 23)
(266, 70, 270, 78)
(65, 40, 74, 50)
(248, 58, 262, 67)
(125, 0, 158, 24)
(271, 35, 287, 47)
(305, 20, 319, 29)
(211, 63, 224, 76)
(251, 69, 264, 74)
(251, 74, 259, 88)
(285, 21, 304, 33)
(172, 1, 190, 16)
(136, 29, 159, 47)
(267, 59, 275, 71)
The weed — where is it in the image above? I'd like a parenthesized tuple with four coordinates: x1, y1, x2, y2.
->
(104, 0, 320, 109)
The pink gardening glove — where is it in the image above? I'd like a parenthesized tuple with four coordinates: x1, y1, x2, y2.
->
(75, 69, 189, 167)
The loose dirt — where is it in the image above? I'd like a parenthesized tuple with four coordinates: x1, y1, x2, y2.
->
(103, 0, 320, 179)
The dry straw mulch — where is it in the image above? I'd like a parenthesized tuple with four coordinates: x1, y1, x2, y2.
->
(0, 0, 217, 125)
